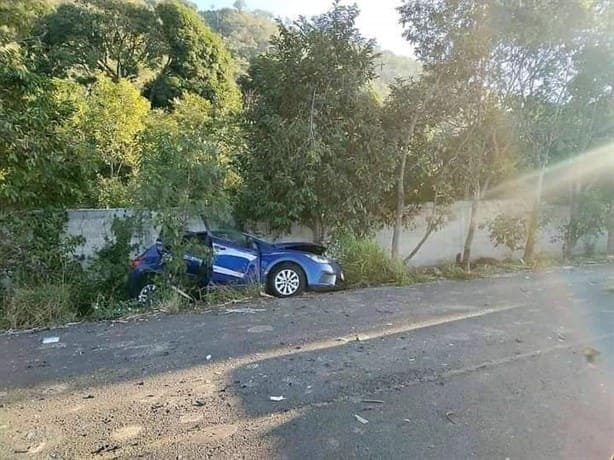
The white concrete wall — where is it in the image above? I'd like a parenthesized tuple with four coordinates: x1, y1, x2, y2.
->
(65, 201, 608, 265)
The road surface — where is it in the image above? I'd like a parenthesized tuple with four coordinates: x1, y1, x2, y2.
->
(1, 265, 613, 459)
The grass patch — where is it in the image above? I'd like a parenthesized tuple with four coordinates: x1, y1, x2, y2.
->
(332, 235, 413, 287)
(0, 282, 77, 330)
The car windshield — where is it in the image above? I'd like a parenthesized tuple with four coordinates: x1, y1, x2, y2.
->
(2, 0, 613, 459)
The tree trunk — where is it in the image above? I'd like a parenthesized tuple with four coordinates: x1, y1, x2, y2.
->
(404, 224, 435, 264)
(462, 187, 481, 272)
(404, 199, 440, 264)
(391, 152, 408, 260)
(523, 164, 546, 262)
(311, 215, 325, 244)
(564, 181, 582, 258)
(607, 209, 614, 255)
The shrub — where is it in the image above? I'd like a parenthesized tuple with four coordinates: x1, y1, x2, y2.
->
(0, 211, 85, 329)
(0, 282, 76, 330)
(481, 214, 527, 253)
(330, 234, 411, 287)
(81, 216, 141, 307)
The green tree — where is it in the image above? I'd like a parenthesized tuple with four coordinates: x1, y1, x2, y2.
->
(399, 0, 524, 269)
(372, 50, 421, 98)
(0, 45, 88, 209)
(237, 2, 394, 241)
(0, 0, 50, 44)
(64, 75, 151, 207)
(382, 74, 459, 261)
(38, 0, 161, 82)
(201, 7, 277, 74)
(136, 94, 232, 260)
(144, 0, 240, 110)
(555, 2, 614, 256)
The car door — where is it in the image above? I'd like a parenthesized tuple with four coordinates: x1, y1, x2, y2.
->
(182, 232, 212, 287)
(209, 230, 260, 285)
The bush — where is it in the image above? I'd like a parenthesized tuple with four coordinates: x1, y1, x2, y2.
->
(481, 214, 527, 254)
(330, 234, 411, 287)
(80, 216, 141, 307)
(0, 282, 76, 330)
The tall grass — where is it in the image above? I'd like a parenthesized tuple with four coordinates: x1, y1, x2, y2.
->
(331, 234, 412, 287)
(1, 282, 77, 330)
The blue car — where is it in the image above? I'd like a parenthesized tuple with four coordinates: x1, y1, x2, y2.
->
(129, 227, 344, 301)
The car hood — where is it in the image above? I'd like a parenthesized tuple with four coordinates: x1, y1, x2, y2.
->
(272, 242, 327, 255)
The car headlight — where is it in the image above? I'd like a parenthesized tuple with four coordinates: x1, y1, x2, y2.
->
(306, 254, 329, 264)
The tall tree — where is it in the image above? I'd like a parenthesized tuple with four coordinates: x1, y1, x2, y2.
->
(144, 0, 240, 110)
(382, 75, 450, 260)
(555, 2, 614, 256)
(0, 0, 50, 44)
(399, 0, 519, 269)
(237, 2, 394, 241)
(0, 45, 89, 209)
(63, 75, 151, 207)
(201, 7, 277, 73)
(38, 0, 161, 82)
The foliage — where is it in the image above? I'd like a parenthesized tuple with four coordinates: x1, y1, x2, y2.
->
(372, 50, 421, 98)
(481, 214, 527, 253)
(237, 2, 395, 241)
(561, 189, 611, 256)
(201, 7, 277, 74)
(144, 0, 240, 110)
(0, 211, 82, 288)
(83, 216, 142, 304)
(1, 282, 77, 330)
(63, 75, 151, 207)
(329, 234, 411, 287)
(0, 45, 90, 209)
(37, 0, 161, 82)
(0, 0, 51, 44)
(135, 94, 231, 283)
(0, 211, 84, 329)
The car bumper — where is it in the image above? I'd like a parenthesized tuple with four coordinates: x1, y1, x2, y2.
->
(310, 261, 344, 290)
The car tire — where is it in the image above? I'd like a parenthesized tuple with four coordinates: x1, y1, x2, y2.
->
(267, 263, 306, 298)
(135, 273, 159, 306)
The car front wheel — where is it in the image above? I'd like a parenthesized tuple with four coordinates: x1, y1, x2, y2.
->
(267, 263, 306, 298)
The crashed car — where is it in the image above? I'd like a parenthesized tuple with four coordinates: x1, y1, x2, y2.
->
(129, 227, 344, 301)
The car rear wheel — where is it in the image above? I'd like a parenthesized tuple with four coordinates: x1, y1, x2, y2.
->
(267, 263, 306, 298)
(136, 274, 159, 306)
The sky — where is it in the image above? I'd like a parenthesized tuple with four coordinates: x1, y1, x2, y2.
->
(196, 0, 413, 57)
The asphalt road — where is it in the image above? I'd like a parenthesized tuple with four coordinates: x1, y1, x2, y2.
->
(1, 265, 614, 459)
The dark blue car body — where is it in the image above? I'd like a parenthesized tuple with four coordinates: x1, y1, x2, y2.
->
(128, 229, 343, 298)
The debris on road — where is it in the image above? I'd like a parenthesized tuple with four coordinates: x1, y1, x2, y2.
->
(445, 411, 457, 424)
(362, 399, 384, 404)
(170, 285, 195, 302)
(193, 399, 206, 407)
(206, 355, 212, 361)
(583, 347, 601, 364)
(269, 396, 285, 402)
(354, 414, 369, 424)
(404, 418, 411, 423)
(42, 337, 60, 344)
(91, 443, 120, 455)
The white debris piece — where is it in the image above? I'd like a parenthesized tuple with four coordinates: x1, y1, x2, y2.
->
(354, 414, 369, 424)
(42, 337, 60, 344)
(269, 396, 285, 402)
(206, 355, 212, 361)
